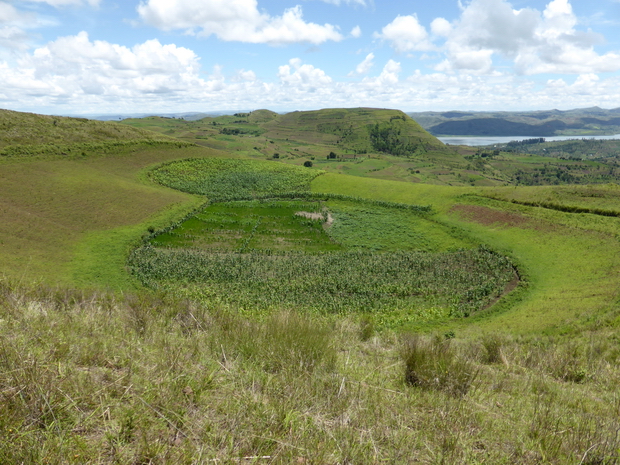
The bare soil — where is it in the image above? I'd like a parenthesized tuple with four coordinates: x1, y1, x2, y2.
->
(295, 211, 334, 228)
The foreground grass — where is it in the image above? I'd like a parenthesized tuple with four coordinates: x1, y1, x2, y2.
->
(1, 282, 619, 464)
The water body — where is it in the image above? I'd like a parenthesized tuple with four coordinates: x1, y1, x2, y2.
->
(438, 134, 620, 147)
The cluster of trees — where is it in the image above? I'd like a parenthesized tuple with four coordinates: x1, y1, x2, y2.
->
(220, 128, 243, 135)
(368, 123, 419, 157)
(506, 138, 546, 147)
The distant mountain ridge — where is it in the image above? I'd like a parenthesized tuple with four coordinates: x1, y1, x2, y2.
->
(408, 107, 620, 137)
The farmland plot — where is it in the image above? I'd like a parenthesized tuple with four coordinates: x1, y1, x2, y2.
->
(132, 158, 516, 325)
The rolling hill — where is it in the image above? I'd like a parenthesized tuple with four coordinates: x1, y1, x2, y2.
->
(409, 106, 620, 136)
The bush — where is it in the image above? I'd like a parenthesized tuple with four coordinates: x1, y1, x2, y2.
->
(303, 161, 313, 167)
(401, 335, 478, 397)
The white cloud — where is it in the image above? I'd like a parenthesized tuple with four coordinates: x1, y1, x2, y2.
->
(430, 18, 451, 37)
(361, 59, 400, 87)
(8, 31, 207, 102)
(278, 58, 332, 87)
(234, 69, 257, 82)
(137, 0, 343, 45)
(375, 15, 434, 53)
(432, 0, 620, 75)
(378, 59, 401, 85)
(349, 52, 374, 76)
(350, 26, 362, 38)
(0, 2, 37, 51)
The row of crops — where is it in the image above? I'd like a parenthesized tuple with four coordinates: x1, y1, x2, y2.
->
(128, 246, 515, 321)
(134, 157, 517, 324)
(148, 158, 321, 200)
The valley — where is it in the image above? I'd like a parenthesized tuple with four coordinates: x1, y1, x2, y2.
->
(0, 107, 619, 463)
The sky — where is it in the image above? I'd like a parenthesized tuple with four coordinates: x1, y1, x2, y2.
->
(2, 0, 620, 116)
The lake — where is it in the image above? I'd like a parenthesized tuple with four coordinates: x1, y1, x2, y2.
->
(438, 134, 620, 147)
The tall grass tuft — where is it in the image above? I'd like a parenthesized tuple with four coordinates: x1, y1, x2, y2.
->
(219, 310, 336, 374)
(480, 333, 507, 365)
(401, 335, 478, 397)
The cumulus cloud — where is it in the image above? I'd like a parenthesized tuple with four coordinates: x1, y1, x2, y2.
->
(375, 15, 434, 53)
(9, 31, 208, 102)
(137, 0, 343, 45)
(349, 52, 374, 76)
(432, 0, 620, 75)
(350, 26, 362, 38)
(361, 59, 400, 87)
(0, 2, 38, 51)
(278, 58, 332, 87)
(3, 37, 620, 114)
(377, 59, 401, 84)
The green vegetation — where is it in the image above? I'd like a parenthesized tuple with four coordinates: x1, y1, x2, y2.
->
(2, 284, 620, 463)
(0, 109, 174, 148)
(129, 246, 513, 322)
(325, 200, 471, 252)
(150, 199, 340, 253)
(148, 157, 322, 200)
(1, 107, 620, 463)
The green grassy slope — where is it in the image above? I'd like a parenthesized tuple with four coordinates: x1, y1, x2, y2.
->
(0, 144, 225, 288)
(0, 109, 173, 148)
(262, 107, 445, 153)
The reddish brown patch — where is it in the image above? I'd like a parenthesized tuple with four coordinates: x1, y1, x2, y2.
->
(451, 204, 533, 228)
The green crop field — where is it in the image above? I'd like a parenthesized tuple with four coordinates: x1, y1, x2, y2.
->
(1, 108, 620, 463)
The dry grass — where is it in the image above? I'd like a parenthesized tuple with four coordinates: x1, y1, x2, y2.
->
(1, 282, 619, 464)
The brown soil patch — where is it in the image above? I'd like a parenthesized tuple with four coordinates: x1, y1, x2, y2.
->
(451, 204, 531, 228)
(295, 211, 334, 228)
(295, 211, 323, 221)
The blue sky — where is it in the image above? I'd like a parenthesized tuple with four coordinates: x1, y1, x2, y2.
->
(2, 0, 620, 115)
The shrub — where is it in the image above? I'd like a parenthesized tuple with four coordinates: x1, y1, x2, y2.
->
(303, 161, 313, 167)
(401, 335, 478, 397)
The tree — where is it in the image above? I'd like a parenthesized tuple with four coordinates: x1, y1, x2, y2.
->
(303, 161, 313, 167)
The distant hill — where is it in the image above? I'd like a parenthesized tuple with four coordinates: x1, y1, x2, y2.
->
(409, 107, 620, 137)
(264, 108, 447, 156)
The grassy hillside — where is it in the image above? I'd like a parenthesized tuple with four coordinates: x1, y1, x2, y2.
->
(0, 109, 174, 148)
(1, 108, 620, 463)
(311, 174, 620, 334)
(262, 108, 445, 154)
(0, 111, 231, 287)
